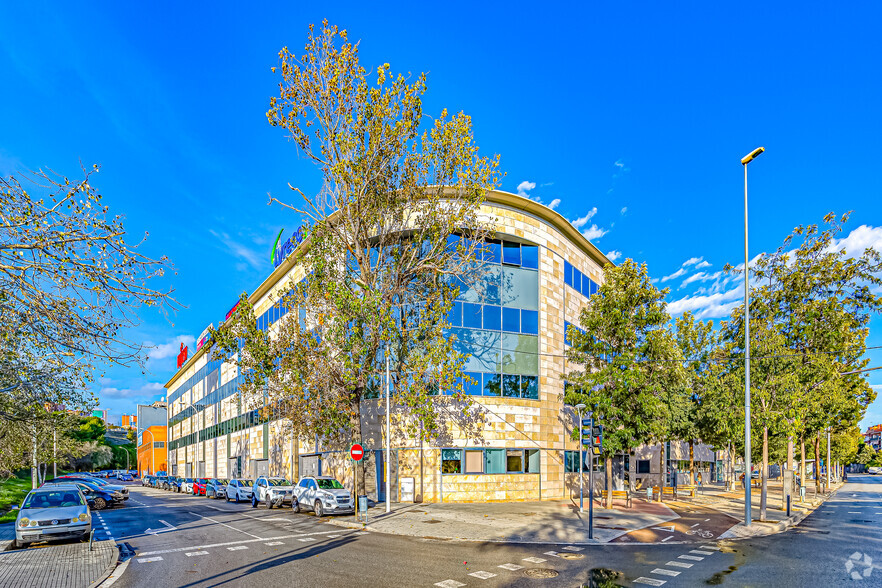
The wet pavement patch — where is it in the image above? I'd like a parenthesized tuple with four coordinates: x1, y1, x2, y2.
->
(524, 568, 559, 578)
(558, 552, 584, 559)
(706, 565, 739, 585)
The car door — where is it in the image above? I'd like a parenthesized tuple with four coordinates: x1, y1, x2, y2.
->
(305, 479, 318, 507)
(256, 478, 266, 500)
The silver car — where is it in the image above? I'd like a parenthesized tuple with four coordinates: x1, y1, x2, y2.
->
(15, 485, 92, 547)
(292, 476, 354, 517)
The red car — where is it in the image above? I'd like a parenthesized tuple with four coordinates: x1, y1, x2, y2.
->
(193, 478, 208, 496)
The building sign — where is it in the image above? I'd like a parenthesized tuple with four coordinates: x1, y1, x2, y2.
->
(225, 300, 241, 322)
(196, 324, 213, 351)
(272, 225, 308, 268)
(176, 343, 188, 369)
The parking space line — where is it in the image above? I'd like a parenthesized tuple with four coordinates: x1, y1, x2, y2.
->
(137, 557, 163, 563)
(185, 551, 208, 557)
(190, 512, 263, 539)
(135, 529, 344, 557)
(227, 546, 248, 551)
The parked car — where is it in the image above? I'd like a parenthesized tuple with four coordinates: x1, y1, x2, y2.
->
(206, 479, 228, 499)
(192, 478, 208, 496)
(51, 476, 129, 500)
(117, 473, 133, 482)
(181, 478, 195, 494)
(169, 477, 183, 492)
(15, 485, 91, 547)
(292, 476, 354, 517)
(225, 479, 254, 503)
(869, 466, 882, 475)
(253, 476, 296, 508)
(142, 476, 154, 487)
(42, 480, 117, 510)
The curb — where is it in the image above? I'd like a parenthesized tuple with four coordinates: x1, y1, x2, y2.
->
(715, 485, 841, 541)
(88, 541, 120, 588)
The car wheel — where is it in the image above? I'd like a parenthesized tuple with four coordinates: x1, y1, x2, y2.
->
(266, 496, 273, 509)
(292, 498, 301, 513)
(251, 495, 258, 508)
(225, 493, 230, 502)
(93, 497, 108, 510)
(314, 500, 324, 518)
(234, 492, 240, 503)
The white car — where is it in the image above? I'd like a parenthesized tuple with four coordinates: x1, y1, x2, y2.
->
(868, 467, 882, 475)
(292, 476, 354, 517)
(181, 478, 195, 494)
(225, 478, 254, 503)
(253, 476, 296, 508)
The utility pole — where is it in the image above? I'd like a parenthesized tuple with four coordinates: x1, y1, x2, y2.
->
(385, 351, 391, 513)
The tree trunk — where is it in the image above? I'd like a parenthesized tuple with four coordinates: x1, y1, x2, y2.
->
(760, 425, 768, 521)
(786, 437, 794, 472)
(605, 456, 613, 509)
(658, 444, 665, 503)
(814, 435, 822, 495)
(689, 441, 695, 485)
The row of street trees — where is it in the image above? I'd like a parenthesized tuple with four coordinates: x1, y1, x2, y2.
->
(566, 213, 880, 520)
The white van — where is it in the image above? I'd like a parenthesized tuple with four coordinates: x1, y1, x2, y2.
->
(868, 467, 882, 475)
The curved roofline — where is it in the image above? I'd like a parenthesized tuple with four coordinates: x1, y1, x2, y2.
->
(166, 189, 612, 387)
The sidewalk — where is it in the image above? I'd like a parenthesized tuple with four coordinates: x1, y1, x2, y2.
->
(327, 497, 679, 544)
(0, 524, 117, 588)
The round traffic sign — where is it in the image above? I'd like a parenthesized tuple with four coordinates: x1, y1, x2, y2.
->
(350, 443, 364, 461)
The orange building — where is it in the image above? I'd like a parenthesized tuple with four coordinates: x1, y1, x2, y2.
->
(122, 414, 137, 428)
(137, 425, 167, 475)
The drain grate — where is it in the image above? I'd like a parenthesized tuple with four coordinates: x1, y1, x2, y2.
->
(524, 568, 559, 578)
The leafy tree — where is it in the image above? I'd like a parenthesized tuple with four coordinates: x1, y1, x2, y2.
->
(211, 22, 499, 491)
(855, 443, 876, 465)
(71, 417, 107, 442)
(566, 259, 686, 507)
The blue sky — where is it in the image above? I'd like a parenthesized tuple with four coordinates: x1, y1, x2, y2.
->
(2, 2, 881, 429)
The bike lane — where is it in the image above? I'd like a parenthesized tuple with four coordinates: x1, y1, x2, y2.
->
(611, 502, 740, 543)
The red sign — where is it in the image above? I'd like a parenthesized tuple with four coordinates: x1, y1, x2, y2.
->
(350, 444, 364, 461)
(176, 343, 189, 369)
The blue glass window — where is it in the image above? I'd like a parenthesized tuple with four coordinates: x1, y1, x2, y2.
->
(484, 241, 501, 263)
(565, 321, 573, 346)
(521, 310, 539, 335)
(502, 307, 520, 333)
(503, 242, 521, 266)
(463, 372, 482, 396)
(463, 303, 482, 329)
(589, 278, 598, 296)
(483, 304, 502, 331)
(521, 245, 539, 269)
(483, 373, 501, 396)
(564, 261, 573, 287)
(521, 375, 539, 399)
(447, 302, 462, 327)
(502, 374, 521, 397)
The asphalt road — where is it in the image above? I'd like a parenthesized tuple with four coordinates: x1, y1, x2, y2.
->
(96, 476, 880, 587)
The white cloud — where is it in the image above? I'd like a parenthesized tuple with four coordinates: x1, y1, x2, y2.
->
(581, 225, 608, 241)
(145, 334, 196, 360)
(827, 225, 882, 258)
(667, 285, 744, 319)
(572, 208, 598, 229)
(661, 267, 687, 282)
(99, 381, 164, 400)
(680, 272, 710, 287)
(682, 257, 704, 267)
(695, 260, 712, 269)
(516, 180, 536, 198)
(209, 229, 265, 271)
(548, 198, 561, 211)
(606, 250, 622, 262)
(620, 207, 628, 215)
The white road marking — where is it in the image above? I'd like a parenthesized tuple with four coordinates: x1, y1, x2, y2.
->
(354, 531, 369, 535)
(634, 577, 666, 586)
(265, 541, 284, 546)
(652, 568, 681, 577)
(678, 555, 704, 561)
(848, 511, 861, 514)
(469, 571, 497, 579)
(136, 530, 342, 557)
(662, 536, 673, 542)
(690, 549, 714, 555)
(701, 545, 721, 550)
(498, 563, 523, 571)
(667, 561, 693, 568)
(561, 546, 583, 551)
(704, 518, 710, 521)
(523, 557, 546, 563)
(190, 512, 262, 539)
(543, 551, 561, 557)
(137, 557, 163, 563)
(185, 551, 208, 557)
(227, 545, 248, 551)
(327, 535, 340, 538)
(435, 581, 465, 588)
(652, 525, 675, 532)
(298, 537, 316, 542)
(690, 523, 699, 528)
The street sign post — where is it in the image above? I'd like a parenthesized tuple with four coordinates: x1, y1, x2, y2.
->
(580, 416, 593, 539)
(351, 444, 364, 521)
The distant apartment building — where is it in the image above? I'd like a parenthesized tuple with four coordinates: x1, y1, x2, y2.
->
(864, 424, 882, 451)
(121, 414, 137, 429)
(137, 401, 167, 447)
(91, 409, 109, 422)
(137, 425, 167, 475)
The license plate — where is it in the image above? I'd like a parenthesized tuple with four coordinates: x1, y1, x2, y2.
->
(22, 534, 40, 540)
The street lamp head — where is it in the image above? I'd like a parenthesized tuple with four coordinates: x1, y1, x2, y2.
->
(741, 147, 765, 165)
(575, 403, 586, 410)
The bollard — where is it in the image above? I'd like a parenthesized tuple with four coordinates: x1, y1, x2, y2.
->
(786, 494, 791, 517)
(89, 529, 94, 552)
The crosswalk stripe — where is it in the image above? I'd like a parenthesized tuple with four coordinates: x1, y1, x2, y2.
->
(652, 568, 681, 577)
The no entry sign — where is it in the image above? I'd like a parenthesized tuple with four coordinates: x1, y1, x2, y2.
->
(350, 443, 364, 461)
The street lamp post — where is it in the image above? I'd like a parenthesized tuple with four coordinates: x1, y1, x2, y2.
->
(740, 146, 764, 527)
(575, 403, 586, 513)
(385, 351, 391, 514)
(143, 428, 155, 475)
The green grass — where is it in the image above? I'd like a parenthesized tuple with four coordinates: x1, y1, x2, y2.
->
(0, 475, 32, 523)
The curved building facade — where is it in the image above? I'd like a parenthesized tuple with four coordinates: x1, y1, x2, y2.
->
(165, 190, 621, 502)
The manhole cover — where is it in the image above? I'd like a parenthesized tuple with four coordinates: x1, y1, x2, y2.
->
(524, 568, 559, 578)
(558, 553, 584, 560)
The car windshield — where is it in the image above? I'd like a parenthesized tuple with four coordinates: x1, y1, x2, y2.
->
(239, 480, 254, 487)
(317, 479, 344, 490)
(196, 479, 207, 484)
(268, 479, 291, 486)
(185, 478, 193, 483)
(23, 489, 85, 509)
(217, 479, 228, 484)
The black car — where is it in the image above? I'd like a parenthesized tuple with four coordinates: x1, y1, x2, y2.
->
(45, 476, 129, 500)
(41, 480, 118, 510)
